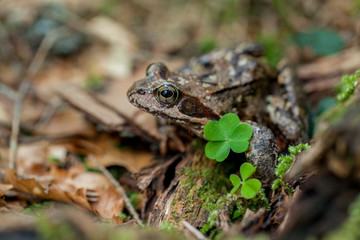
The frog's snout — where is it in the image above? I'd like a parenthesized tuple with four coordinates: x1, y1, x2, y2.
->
(127, 80, 151, 104)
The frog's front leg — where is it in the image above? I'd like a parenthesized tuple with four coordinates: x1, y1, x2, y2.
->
(266, 62, 309, 147)
(245, 121, 278, 186)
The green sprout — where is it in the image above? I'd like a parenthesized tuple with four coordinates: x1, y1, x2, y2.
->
(229, 162, 261, 199)
(204, 113, 253, 162)
(336, 70, 360, 103)
(272, 143, 311, 191)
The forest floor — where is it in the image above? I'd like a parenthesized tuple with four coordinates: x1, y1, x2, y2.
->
(0, 1, 359, 239)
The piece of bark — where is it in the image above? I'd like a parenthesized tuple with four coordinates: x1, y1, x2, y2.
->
(137, 140, 227, 228)
(149, 144, 215, 228)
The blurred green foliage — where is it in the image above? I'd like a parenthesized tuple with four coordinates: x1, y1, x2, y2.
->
(197, 37, 217, 54)
(37, 216, 78, 240)
(336, 70, 360, 103)
(292, 28, 344, 56)
(323, 194, 360, 240)
(317, 97, 337, 116)
(85, 75, 105, 91)
(258, 35, 284, 67)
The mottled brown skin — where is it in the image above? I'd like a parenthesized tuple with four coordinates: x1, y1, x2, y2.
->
(127, 43, 308, 144)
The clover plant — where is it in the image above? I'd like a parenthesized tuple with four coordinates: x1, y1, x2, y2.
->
(204, 113, 253, 162)
(229, 162, 261, 199)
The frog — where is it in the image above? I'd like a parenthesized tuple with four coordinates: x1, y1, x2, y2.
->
(127, 43, 309, 183)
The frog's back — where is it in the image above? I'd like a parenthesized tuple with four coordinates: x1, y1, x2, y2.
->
(178, 43, 276, 122)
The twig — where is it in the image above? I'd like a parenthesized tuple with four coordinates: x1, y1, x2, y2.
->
(88, 155, 144, 226)
(8, 80, 31, 169)
(182, 221, 209, 240)
(0, 83, 16, 100)
(8, 27, 71, 169)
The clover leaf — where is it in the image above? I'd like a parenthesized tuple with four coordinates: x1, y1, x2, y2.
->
(230, 162, 261, 199)
(229, 174, 241, 194)
(204, 113, 253, 162)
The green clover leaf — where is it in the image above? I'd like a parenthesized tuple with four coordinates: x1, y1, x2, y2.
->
(229, 174, 241, 194)
(241, 178, 261, 199)
(205, 141, 230, 162)
(204, 113, 253, 162)
(229, 162, 261, 199)
(240, 162, 257, 181)
(218, 113, 240, 138)
(204, 121, 226, 141)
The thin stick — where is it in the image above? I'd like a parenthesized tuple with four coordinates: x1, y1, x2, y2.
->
(182, 221, 209, 240)
(8, 27, 71, 169)
(88, 155, 144, 226)
(8, 80, 31, 169)
(0, 83, 16, 100)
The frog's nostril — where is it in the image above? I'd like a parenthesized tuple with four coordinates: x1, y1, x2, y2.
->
(137, 88, 146, 95)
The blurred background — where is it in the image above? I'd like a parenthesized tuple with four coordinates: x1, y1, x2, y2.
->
(0, 0, 359, 112)
(1, 0, 359, 83)
(0, 0, 359, 234)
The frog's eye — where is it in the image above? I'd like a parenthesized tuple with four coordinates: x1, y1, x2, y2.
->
(155, 84, 180, 105)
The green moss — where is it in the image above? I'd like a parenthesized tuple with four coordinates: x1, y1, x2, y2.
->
(161, 221, 177, 232)
(272, 143, 310, 191)
(36, 216, 78, 240)
(181, 165, 230, 213)
(323, 194, 360, 240)
(233, 189, 269, 220)
(171, 211, 180, 222)
(336, 70, 360, 103)
(226, 234, 270, 240)
(24, 201, 53, 216)
(201, 210, 219, 233)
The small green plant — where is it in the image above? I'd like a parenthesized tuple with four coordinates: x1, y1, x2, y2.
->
(160, 221, 177, 231)
(200, 210, 219, 234)
(204, 113, 253, 162)
(118, 213, 130, 221)
(229, 163, 261, 199)
(336, 70, 360, 103)
(85, 75, 104, 90)
(198, 37, 217, 54)
(272, 143, 311, 191)
(47, 156, 62, 164)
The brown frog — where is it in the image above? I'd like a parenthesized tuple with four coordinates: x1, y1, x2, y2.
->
(127, 43, 308, 183)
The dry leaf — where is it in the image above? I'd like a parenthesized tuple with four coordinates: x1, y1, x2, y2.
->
(37, 108, 96, 138)
(0, 184, 13, 197)
(87, 134, 154, 173)
(57, 86, 125, 130)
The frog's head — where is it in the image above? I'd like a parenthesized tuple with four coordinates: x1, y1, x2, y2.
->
(127, 62, 220, 135)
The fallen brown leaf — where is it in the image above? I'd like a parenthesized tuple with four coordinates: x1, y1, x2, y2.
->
(0, 183, 13, 197)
